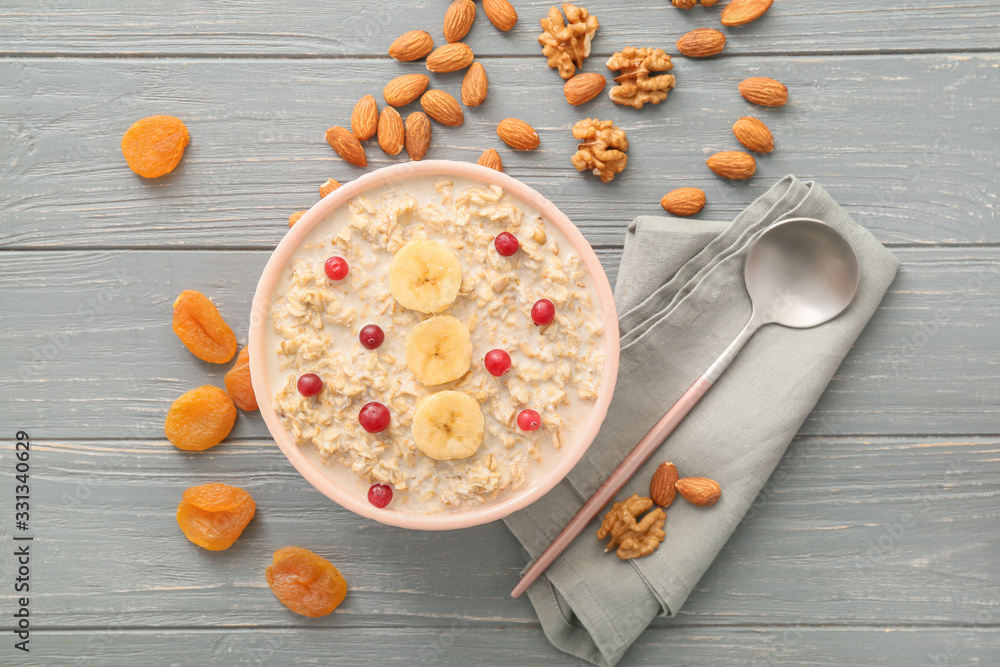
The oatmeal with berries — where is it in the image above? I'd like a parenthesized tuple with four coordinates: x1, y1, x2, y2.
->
(266, 176, 606, 513)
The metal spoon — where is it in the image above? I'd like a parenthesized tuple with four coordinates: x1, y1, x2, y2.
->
(512, 217, 861, 598)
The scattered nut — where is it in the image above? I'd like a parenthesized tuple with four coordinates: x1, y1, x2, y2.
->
(563, 72, 606, 106)
(660, 188, 706, 216)
(477, 148, 503, 172)
(676, 28, 726, 58)
(377, 106, 405, 156)
(288, 210, 307, 228)
(722, 0, 774, 26)
(707, 151, 756, 180)
(383, 74, 430, 108)
(444, 0, 476, 43)
(426, 42, 475, 73)
(673, 0, 721, 6)
(497, 118, 540, 151)
(739, 77, 788, 107)
(606, 47, 675, 109)
(388, 30, 435, 62)
(462, 62, 489, 107)
(404, 112, 432, 161)
(649, 462, 680, 507)
(538, 3, 600, 80)
(350, 94, 378, 141)
(732, 116, 774, 153)
(597, 494, 666, 560)
(420, 90, 465, 127)
(483, 0, 518, 31)
(675, 477, 722, 506)
(571, 118, 628, 183)
(325, 126, 367, 167)
(319, 179, 341, 198)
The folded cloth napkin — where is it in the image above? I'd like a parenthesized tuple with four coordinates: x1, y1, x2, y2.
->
(504, 176, 900, 666)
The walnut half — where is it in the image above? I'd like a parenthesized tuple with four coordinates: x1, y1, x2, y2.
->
(606, 47, 676, 109)
(538, 3, 600, 80)
(597, 494, 666, 560)
(571, 118, 628, 183)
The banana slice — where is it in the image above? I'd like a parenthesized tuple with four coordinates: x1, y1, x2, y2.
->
(405, 315, 472, 386)
(388, 240, 463, 313)
(412, 390, 485, 461)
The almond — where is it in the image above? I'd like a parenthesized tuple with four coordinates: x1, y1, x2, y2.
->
(288, 210, 306, 228)
(707, 151, 756, 179)
(496, 118, 539, 151)
(649, 461, 680, 508)
(388, 30, 434, 62)
(420, 90, 465, 127)
(477, 148, 503, 172)
(732, 116, 774, 153)
(377, 106, 405, 156)
(383, 74, 430, 108)
(319, 178, 341, 198)
(462, 62, 489, 107)
(721, 0, 774, 26)
(350, 94, 378, 141)
(444, 0, 476, 42)
(426, 42, 474, 73)
(738, 77, 788, 107)
(325, 126, 367, 167)
(675, 477, 722, 507)
(660, 188, 706, 216)
(676, 28, 726, 57)
(564, 72, 606, 106)
(483, 0, 518, 31)
(404, 111, 432, 161)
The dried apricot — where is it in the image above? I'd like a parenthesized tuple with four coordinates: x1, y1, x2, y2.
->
(121, 115, 189, 178)
(176, 482, 256, 550)
(172, 290, 238, 364)
(224, 346, 258, 411)
(265, 546, 347, 617)
(165, 385, 237, 451)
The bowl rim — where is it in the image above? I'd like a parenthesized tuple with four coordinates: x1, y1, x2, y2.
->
(248, 160, 620, 530)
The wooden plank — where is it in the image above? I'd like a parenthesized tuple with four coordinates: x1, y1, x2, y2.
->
(3, 1, 1000, 56)
(2, 55, 998, 249)
(2, 247, 997, 440)
(1, 433, 998, 631)
(12, 624, 1000, 666)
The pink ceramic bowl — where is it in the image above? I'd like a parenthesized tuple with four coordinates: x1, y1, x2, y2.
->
(249, 160, 619, 530)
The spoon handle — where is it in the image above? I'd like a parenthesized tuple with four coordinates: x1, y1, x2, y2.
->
(511, 375, 712, 599)
(510, 317, 763, 599)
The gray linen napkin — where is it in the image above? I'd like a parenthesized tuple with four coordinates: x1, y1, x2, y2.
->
(504, 176, 900, 666)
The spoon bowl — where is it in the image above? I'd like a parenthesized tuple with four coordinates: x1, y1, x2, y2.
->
(746, 217, 860, 328)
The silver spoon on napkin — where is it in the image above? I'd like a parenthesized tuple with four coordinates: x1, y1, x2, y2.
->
(512, 217, 861, 598)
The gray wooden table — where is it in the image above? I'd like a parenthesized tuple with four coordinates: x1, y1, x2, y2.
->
(1, 2, 998, 665)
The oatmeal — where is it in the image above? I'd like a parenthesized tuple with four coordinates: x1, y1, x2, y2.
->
(267, 176, 606, 513)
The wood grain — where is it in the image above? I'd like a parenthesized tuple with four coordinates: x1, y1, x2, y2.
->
(2, 1, 999, 56)
(2, 248, 996, 440)
(13, 627, 1000, 666)
(2, 1, 999, 663)
(1, 55, 997, 249)
(0, 437, 996, 631)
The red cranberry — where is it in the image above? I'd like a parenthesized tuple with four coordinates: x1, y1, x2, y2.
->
(367, 483, 393, 508)
(494, 232, 520, 257)
(359, 324, 385, 350)
(517, 409, 541, 431)
(531, 299, 555, 326)
(484, 349, 512, 377)
(297, 373, 323, 397)
(324, 256, 349, 281)
(359, 401, 391, 433)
